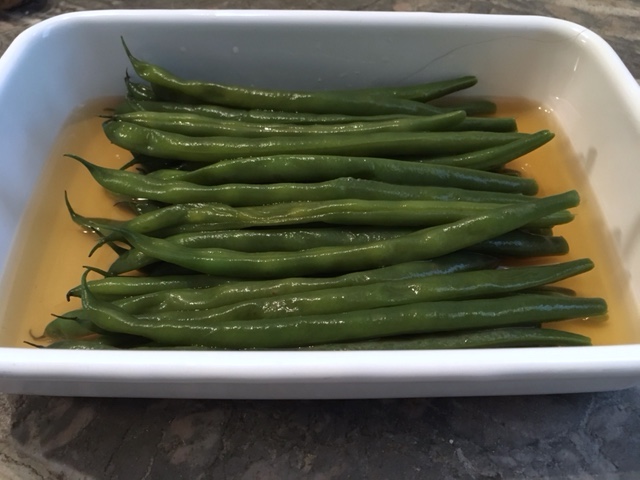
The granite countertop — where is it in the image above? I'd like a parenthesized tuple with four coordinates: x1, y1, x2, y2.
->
(0, 1, 639, 479)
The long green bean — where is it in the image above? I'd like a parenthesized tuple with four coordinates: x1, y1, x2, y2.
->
(145, 153, 542, 192)
(113, 253, 500, 314)
(103, 121, 530, 162)
(132, 259, 594, 322)
(87, 190, 579, 278)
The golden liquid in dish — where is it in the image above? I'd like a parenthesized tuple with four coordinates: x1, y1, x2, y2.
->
(0, 98, 637, 347)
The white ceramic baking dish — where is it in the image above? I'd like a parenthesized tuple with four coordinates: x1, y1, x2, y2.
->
(0, 10, 639, 398)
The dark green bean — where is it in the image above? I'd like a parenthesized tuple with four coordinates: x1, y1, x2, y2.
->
(133, 259, 594, 323)
(108, 227, 415, 273)
(73, 159, 543, 209)
(113, 99, 427, 124)
(66, 274, 233, 300)
(112, 254, 499, 314)
(422, 130, 554, 170)
(82, 290, 606, 349)
(111, 110, 466, 137)
(337, 75, 478, 102)
(103, 121, 530, 163)
(108, 228, 566, 275)
(115, 98, 503, 128)
(90, 190, 579, 278)
(72, 197, 574, 254)
(124, 42, 450, 116)
(118, 327, 592, 350)
(468, 230, 569, 257)
(124, 73, 155, 101)
(145, 154, 541, 195)
(80, 155, 538, 198)
(44, 315, 104, 340)
(302, 327, 592, 350)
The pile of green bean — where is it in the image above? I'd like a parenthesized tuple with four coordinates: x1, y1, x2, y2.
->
(37, 41, 608, 350)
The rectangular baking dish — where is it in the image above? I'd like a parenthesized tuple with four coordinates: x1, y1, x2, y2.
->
(0, 10, 639, 398)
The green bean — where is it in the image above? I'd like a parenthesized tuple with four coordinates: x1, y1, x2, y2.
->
(90, 190, 579, 278)
(126, 61, 511, 131)
(107, 327, 592, 350)
(125, 73, 155, 101)
(115, 98, 503, 127)
(44, 315, 104, 340)
(73, 157, 542, 208)
(72, 198, 574, 254)
(123, 42, 449, 116)
(82, 288, 606, 348)
(337, 75, 478, 102)
(108, 228, 566, 275)
(108, 227, 415, 273)
(113, 99, 427, 124)
(422, 130, 554, 170)
(103, 121, 530, 163)
(145, 154, 540, 194)
(111, 110, 466, 137)
(112, 254, 499, 314)
(66, 274, 233, 300)
(302, 327, 592, 350)
(133, 259, 594, 323)
(80, 155, 538, 198)
(468, 230, 569, 257)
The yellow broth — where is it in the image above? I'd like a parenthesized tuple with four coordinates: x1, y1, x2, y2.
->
(0, 97, 637, 347)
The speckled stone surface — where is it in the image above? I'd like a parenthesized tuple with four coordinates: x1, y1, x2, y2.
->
(0, 1, 639, 479)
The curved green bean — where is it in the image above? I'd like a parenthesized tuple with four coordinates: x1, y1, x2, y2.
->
(115, 98, 506, 129)
(145, 154, 540, 194)
(111, 254, 498, 314)
(66, 274, 233, 300)
(124, 42, 452, 116)
(133, 259, 594, 323)
(82, 286, 606, 348)
(108, 228, 567, 275)
(103, 121, 530, 162)
(303, 327, 592, 350)
(89, 190, 578, 278)
(423, 130, 554, 170)
(71, 197, 574, 251)
(111, 110, 466, 137)
(72, 156, 541, 205)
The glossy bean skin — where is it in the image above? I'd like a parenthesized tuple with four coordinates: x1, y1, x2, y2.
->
(115, 98, 508, 130)
(423, 130, 554, 170)
(74, 161, 543, 206)
(108, 228, 567, 275)
(113, 254, 500, 314)
(70, 196, 573, 254)
(92, 191, 579, 278)
(51, 327, 589, 350)
(124, 43, 452, 116)
(82, 289, 607, 349)
(146, 154, 541, 194)
(111, 110, 466, 137)
(77, 154, 540, 197)
(66, 274, 233, 300)
(103, 121, 530, 163)
(132, 259, 594, 323)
